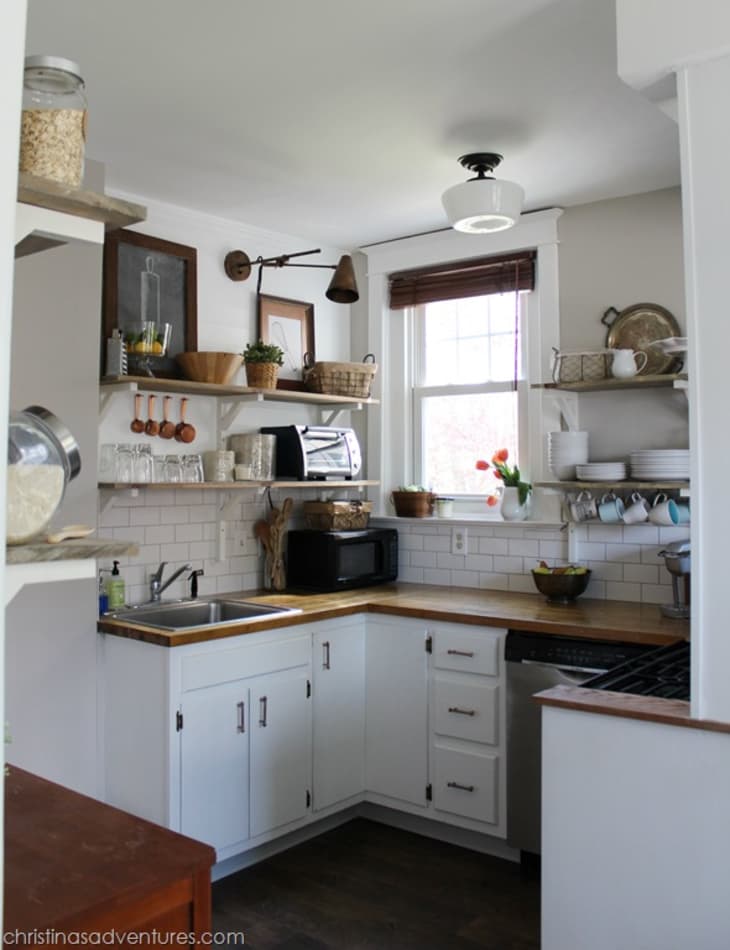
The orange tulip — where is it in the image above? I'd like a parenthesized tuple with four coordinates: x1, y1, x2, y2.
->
(486, 495, 499, 507)
(475, 459, 490, 471)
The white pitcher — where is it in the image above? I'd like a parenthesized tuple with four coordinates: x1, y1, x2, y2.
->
(610, 348, 648, 379)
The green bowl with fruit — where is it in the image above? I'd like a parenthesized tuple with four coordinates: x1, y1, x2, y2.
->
(531, 563, 591, 603)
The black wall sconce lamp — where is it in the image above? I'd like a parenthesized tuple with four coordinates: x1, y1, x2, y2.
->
(223, 247, 359, 303)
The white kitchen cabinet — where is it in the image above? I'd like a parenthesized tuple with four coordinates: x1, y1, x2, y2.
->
(249, 667, 312, 837)
(429, 622, 507, 836)
(365, 615, 429, 808)
(180, 679, 249, 854)
(312, 620, 366, 812)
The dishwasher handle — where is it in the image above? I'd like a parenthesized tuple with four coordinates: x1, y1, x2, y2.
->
(519, 658, 607, 677)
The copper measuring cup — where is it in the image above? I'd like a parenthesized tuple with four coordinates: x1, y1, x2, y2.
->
(175, 397, 196, 443)
(159, 396, 176, 439)
(144, 394, 159, 436)
(130, 393, 145, 434)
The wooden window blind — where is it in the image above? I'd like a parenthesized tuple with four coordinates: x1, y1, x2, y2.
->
(388, 249, 536, 309)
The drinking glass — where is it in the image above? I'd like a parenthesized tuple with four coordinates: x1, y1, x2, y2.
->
(99, 443, 117, 482)
(153, 455, 168, 483)
(133, 444, 153, 483)
(182, 454, 204, 483)
(165, 454, 183, 483)
(114, 444, 134, 483)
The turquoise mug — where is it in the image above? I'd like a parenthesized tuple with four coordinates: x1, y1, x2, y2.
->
(598, 491, 625, 523)
(649, 493, 679, 526)
(676, 500, 690, 524)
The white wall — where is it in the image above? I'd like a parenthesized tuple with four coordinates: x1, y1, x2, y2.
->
(542, 706, 730, 950)
(1, 0, 29, 918)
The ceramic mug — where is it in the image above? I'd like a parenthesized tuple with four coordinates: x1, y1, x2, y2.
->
(569, 490, 597, 522)
(622, 491, 650, 524)
(598, 491, 625, 523)
(648, 492, 679, 526)
(676, 500, 691, 524)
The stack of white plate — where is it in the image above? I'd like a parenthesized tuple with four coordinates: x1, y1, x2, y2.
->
(576, 461, 627, 481)
(630, 449, 690, 480)
(548, 431, 589, 480)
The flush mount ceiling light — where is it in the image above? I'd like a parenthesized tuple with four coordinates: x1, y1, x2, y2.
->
(223, 247, 359, 303)
(441, 152, 524, 234)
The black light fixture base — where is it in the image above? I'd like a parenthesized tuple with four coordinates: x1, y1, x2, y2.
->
(458, 152, 503, 179)
(224, 250, 252, 281)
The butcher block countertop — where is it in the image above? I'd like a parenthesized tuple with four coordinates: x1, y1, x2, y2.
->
(5, 766, 215, 939)
(536, 685, 730, 736)
(97, 582, 688, 648)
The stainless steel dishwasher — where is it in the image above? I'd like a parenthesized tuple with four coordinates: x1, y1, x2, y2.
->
(505, 629, 652, 855)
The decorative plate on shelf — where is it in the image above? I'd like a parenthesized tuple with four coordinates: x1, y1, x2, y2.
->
(601, 303, 682, 376)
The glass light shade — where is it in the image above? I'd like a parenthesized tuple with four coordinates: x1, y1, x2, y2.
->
(442, 177, 524, 233)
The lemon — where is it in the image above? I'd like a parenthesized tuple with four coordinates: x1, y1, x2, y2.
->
(151, 341, 163, 355)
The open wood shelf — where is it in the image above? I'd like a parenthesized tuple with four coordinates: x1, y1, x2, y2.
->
(533, 373, 687, 393)
(537, 480, 690, 492)
(100, 375, 379, 407)
(99, 480, 379, 491)
(17, 173, 146, 231)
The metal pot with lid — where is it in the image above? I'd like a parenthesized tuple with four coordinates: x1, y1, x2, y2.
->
(7, 406, 81, 544)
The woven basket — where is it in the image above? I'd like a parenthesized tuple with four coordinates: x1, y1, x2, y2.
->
(245, 361, 279, 389)
(552, 348, 611, 384)
(303, 500, 373, 531)
(391, 491, 435, 518)
(303, 353, 377, 398)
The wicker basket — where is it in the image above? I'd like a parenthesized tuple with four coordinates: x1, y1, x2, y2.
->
(303, 353, 377, 398)
(552, 348, 611, 384)
(391, 491, 435, 518)
(245, 361, 279, 389)
(303, 500, 373, 531)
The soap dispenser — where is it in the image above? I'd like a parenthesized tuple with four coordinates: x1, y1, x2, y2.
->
(105, 560, 126, 610)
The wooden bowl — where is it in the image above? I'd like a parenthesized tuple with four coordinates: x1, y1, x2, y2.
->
(176, 352, 243, 385)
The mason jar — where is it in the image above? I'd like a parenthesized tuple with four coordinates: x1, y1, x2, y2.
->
(20, 55, 87, 187)
(7, 406, 81, 544)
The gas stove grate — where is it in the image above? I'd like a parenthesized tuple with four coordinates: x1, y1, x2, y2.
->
(582, 640, 690, 701)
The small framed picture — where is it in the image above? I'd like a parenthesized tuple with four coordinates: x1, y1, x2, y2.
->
(102, 229, 198, 378)
(258, 293, 315, 391)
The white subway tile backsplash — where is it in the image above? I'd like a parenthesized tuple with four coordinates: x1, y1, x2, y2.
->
(130, 507, 161, 526)
(100, 506, 130, 528)
(189, 540, 216, 561)
(579, 541, 607, 560)
(509, 574, 535, 593)
(479, 573, 510, 591)
(641, 585, 673, 605)
(606, 581, 642, 602)
(159, 505, 190, 525)
(538, 540, 566, 560)
(624, 563, 660, 585)
(144, 525, 176, 545)
(453, 571, 480, 589)
(478, 537, 509, 555)
(399, 565, 424, 583)
(189, 504, 217, 524)
(623, 524, 659, 544)
(411, 551, 438, 568)
(399, 533, 424, 551)
(606, 542, 641, 563)
(493, 555, 524, 574)
(144, 489, 176, 506)
(437, 552, 470, 570)
(159, 542, 191, 562)
(175, 523, 203, 543)
(508, 538, 539, 557)
(587, 560, 624, 582)
(466, 554, 495, 573)
(423, 535, 451, 553)
(587, 524, 621, 542)
(423, 568, 452, 585)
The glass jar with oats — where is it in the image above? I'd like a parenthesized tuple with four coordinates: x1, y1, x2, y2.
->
(7, 406, 81, 545)
(20, 55, 87, 188)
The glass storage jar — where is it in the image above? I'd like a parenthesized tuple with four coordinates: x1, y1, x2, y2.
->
(7, 406, 81, 545)
(20, 55, 87, 187)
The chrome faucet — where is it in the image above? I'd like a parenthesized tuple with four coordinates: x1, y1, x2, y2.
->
(149, 562, 192, 602)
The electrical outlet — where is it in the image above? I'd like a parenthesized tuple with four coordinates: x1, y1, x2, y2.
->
(451, 527, 468, 555)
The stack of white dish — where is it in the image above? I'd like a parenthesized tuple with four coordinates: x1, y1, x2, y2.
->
(548, 431, 589, 480)
(630, 449, 690, 480)
(576, 461, 627, 481)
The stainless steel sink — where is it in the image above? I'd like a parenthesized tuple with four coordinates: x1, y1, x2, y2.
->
(108, 599, 301, 631)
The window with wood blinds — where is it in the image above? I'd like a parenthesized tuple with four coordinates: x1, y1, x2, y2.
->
(388, 250, 536, 310)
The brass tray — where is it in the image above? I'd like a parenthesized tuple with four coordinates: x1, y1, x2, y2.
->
(601, 303, 682, 376)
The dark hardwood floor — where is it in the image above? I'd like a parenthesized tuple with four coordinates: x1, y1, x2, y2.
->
(212, 818, 540, 949)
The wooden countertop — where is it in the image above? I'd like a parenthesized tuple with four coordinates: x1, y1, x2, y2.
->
(5, 766, 215, 936)
(98, 582, 688, 648)
(536, 685, 730, 735)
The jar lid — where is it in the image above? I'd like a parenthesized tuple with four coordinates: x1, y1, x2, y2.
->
(23, 405, 81, 481)
(24, 54, 83, 83)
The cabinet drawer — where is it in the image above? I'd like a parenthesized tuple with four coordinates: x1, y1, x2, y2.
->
(432, 675, 499, 745)
(432, 744, 499, 825)
(432, 626, 502, 676)
(182, 635, 311, 691)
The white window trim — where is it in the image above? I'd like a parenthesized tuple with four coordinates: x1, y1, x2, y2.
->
(360, 208, 564, 520)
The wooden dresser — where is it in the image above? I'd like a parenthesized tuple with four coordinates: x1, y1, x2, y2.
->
(5, 767, 215, 944)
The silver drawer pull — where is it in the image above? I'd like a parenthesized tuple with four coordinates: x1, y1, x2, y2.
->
(448, 706, 476, 717)
(323, 640, 331, 670)
(447, 781, 475, 792)
(259, 695, 268, 727)
(447, 649, 475, 658)
(236, 701, 245, 734)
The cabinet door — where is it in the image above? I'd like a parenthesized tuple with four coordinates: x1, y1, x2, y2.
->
(365, 618, 428, 807)
(312, 623, 366, 811)
(249, 667, 312, 838)
(180, 680, 249, 854)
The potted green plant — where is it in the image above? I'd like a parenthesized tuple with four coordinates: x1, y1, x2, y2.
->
(242, 340, 285, 389)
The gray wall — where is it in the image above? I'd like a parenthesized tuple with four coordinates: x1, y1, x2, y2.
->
(6, 235, 103, 795)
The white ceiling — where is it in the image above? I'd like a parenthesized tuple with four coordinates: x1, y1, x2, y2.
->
(25, 0, 680, 249)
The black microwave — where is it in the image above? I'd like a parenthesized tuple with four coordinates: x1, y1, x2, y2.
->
(286, 528, 398, 592)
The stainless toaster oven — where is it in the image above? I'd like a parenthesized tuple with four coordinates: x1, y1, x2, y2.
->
(260, 425, 362, 480)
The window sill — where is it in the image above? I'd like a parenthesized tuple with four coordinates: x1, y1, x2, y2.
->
(370, 514, 567, 528)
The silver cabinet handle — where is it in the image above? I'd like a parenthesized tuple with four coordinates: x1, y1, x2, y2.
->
(237, 701, 245, 734)
(448, 706, 476, 717)
(322, 640, 331, 670)
(447, 781, 475, 792)
(447, 649, 475, 658)
(259, 695, 267, 727)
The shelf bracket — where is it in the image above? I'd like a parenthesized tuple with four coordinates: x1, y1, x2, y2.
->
(320, 402, 362, 426)
(99, 381, 138, 423)
(218, 393, 264, 433)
